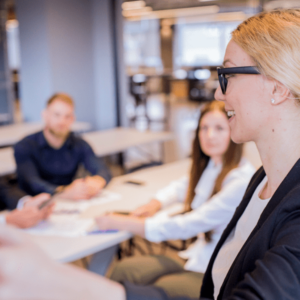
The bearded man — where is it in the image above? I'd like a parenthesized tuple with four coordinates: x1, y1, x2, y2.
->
(14, 93, 111, 200)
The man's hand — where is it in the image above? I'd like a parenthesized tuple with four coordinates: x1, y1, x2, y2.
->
(0, 226, 126, 300)
(59, 178, 91, 200)
(24, 193, 54, 218)
(59, 176, 106, 201)
(85, 175, 106, 197)
(131, 199, 162, 217)
(23, 193, 51, 208)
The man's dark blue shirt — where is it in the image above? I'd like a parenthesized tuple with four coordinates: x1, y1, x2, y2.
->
(14, 131, 111, 196)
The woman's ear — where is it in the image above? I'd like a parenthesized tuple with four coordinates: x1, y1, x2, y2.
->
(272, 80, 291, 105)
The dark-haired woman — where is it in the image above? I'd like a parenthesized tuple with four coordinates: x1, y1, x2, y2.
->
(95, 100, 255, 299)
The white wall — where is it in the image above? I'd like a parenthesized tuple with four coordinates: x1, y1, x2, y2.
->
(15, 0, 127, 129)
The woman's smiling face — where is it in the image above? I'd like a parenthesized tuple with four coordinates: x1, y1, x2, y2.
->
(199, 110, 231, 163)
(215, 40, 274, 144)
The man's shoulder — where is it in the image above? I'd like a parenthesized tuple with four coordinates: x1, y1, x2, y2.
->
(15, 131, 43, 149)
(69, 133, 91, 149)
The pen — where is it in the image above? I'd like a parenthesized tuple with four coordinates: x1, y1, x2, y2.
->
(38, 191, 63, 210)
(87, 229, 118, 235)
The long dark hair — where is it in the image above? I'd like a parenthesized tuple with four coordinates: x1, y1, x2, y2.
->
(184, 101, 243, 241)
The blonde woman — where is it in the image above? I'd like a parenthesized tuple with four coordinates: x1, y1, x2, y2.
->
(200, 9, 300, 299)
(1, 8, 300, 300)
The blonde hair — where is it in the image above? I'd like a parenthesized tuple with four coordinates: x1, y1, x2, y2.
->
(232, 9, 300, 101)
(47, 93, 74, 107)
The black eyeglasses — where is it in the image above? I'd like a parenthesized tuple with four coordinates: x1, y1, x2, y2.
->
(217, 66, 260, 94)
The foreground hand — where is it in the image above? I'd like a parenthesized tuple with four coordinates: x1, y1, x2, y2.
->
(23, 193, 51, 208)
(24, 193, 54, 219)
(0, 226, 125, 300)
(6, 204, 53, 229)
(131, 199, 162, 217)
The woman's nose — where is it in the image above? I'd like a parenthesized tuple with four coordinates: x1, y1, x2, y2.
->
(208, 128, 215, 138)
(214, 85, 225, 102)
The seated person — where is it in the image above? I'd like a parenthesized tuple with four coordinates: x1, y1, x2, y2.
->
(95, 101, 255, 299)
(14, 93, 111, 200)
(0, 178, 52, 228)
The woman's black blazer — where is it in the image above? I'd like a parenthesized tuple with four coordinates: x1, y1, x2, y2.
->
(200, 159, 300, 300)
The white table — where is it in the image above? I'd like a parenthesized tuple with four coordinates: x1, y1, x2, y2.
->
(82, 127, 173, 157)
(0, 148, 15, 176)
(28, 159, 191, 263)
(0, 121, 92, 147)
(0, 127, 174, 176)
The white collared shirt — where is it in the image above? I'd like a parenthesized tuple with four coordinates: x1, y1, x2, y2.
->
(145, 159, 256, 273)
(154, 159, 222, 210)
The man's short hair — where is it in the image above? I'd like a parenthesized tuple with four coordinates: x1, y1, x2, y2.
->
(47, 93, 74, 107)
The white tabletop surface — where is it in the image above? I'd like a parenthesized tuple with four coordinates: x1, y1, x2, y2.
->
(0, 121, 91, 147)
(0, 148, 15, 176)
(81, 127, 174, 157)
(28, 158, 191, 263)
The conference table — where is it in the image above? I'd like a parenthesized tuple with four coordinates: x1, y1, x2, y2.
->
(81, 127, 173, 157)
(0, 121, 92, 147)
(0, 127, 174, 176)
(28, 158, 191, 263)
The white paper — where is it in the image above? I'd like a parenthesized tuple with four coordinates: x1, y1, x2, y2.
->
(24, 190, 121, 237)
(53, 190, 121, 214)
(25, 216, 94, 237)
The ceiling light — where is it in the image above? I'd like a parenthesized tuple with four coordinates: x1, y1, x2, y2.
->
(173, 69, 187, 80)
(122, 6, 152, 17)
(124, 5, 219, 20)
(132, 74, 146, 83)
(122, 1, 146, 10)
(194, 69, 211, 80)
(264, 0, 300, 10)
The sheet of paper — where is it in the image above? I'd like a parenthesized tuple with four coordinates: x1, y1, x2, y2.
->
(25, 216, 94, 237)
(24, 190, 121, 237)
(53, 190, 121, 214)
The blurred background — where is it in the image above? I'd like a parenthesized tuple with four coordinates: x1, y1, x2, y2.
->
(0, 0, 298, 171)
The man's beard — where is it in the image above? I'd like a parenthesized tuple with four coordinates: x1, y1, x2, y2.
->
(48, 128, 70, 139)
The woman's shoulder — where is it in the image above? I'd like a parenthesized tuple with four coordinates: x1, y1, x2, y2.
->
(239, 158, 257, 173)
(225, 158, 256, 182)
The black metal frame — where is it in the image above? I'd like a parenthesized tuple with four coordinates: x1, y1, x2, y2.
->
(217, 66, 260, 94)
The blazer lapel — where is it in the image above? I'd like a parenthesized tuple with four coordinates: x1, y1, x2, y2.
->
(217, 159, 300, 299)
